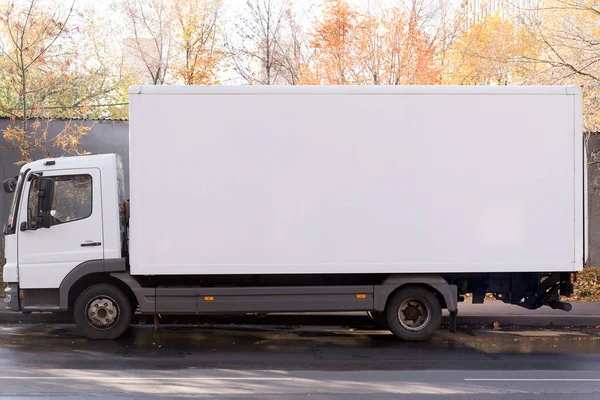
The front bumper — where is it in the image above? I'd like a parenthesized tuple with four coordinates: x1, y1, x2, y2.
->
(3, 283, 20, 311)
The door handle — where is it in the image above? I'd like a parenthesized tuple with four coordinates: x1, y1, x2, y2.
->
(81, 242, 101, 247)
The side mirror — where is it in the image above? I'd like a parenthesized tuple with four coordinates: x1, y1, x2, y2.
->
(3, 177, 17, 193)
(36, 177, 55, 229)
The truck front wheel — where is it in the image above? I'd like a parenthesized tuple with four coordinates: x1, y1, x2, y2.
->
(386, 286, 442, 341)
(74, 284, 132, 340)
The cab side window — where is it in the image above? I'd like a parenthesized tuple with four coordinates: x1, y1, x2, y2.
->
(52, 175, 92, 224)
(27, 178, 40, 228)
(27, 174, 92, 227)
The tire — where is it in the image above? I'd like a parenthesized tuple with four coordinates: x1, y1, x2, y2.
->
(74, 284, 132, 340)
(386, 286, 442, 341)
(367, 311, 390, 330)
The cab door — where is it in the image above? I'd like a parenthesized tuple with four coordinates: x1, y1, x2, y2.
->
(17, 169, 103, 289)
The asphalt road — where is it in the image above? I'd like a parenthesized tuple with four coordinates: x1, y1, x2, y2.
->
(1, 322, 600, 399)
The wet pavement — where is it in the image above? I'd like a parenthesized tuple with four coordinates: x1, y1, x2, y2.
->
(1, 322, 600, 398)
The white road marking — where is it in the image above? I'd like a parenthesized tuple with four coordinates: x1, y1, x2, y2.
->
(0, 377, 293, 381)
(465, 379, 600, 382)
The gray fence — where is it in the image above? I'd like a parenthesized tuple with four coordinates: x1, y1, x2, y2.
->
(2, 118, 600, 264)
(586, 137, 600, 264)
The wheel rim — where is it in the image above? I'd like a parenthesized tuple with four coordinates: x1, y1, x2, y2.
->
(85, 295, 120, 330)
(397, 298, 431, 332)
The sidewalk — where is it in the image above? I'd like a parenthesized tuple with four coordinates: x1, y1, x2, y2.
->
(446, 302, 600, 327)
(1, 301, 598, 328)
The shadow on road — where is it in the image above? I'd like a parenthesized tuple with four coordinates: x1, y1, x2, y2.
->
(1, 322, 600, 372)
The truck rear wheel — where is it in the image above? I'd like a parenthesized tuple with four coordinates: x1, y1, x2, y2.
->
(74, 284, 132, 340)
(386, 286, 441, 341)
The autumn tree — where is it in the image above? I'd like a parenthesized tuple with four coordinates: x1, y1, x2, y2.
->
(0, 0, 92, 164)
(56, 4, 139, 120)
(171, 0, 224, 85)
(121, 0, 173, 85)
(433, 0, 466, 79)
(276, 5, 311, 85)
(444, 14, 541, 85)
(309, 0, 359, 85)
(528, 0, 599, 81)
(523, 0, 600, 131)
(229, 0, 307, 85)
(352, 5, 384, 85)
(380, 1, 441, 85)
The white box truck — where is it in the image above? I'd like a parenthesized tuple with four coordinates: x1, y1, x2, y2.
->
(2, 85, 586, 340)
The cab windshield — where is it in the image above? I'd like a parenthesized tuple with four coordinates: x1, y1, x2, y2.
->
(4, 172, 25, 235)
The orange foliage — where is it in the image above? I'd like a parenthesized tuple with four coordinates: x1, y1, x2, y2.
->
(309, 0, 359, 85)
(445, 15, 540, 85)
(382, 6, 440, 85)
(171, 0, 223, 85)
(306, 0, 440, 85)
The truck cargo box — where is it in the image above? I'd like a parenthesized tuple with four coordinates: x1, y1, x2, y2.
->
(128, 85, 585, 276)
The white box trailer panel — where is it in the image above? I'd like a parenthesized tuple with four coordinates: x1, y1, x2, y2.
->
(128, 85, 585, 276)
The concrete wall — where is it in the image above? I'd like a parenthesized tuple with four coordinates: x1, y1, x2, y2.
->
(1, 119, 600, 265)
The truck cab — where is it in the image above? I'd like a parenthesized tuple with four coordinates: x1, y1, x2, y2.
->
(3, 154, 126, 313)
